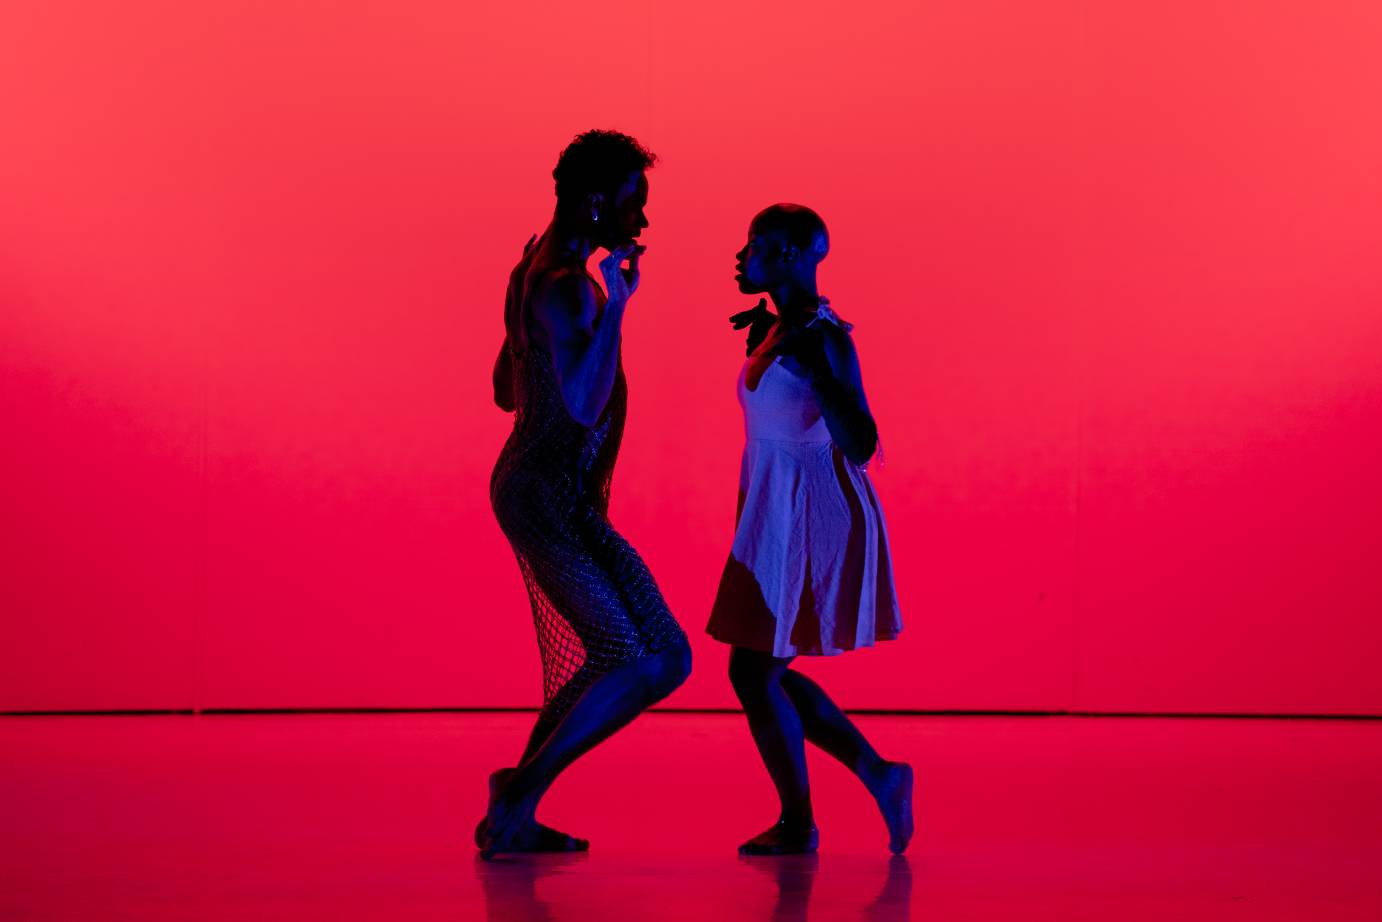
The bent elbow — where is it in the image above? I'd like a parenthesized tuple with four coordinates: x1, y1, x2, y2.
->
(492, 369, 515, 413)
(845, 444, 875, 467)
(844, 427, 878, 467)
(562, 384, 612, 428)
(565, 396, 600, 428)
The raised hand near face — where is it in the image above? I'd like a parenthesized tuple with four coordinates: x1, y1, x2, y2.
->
(599, 244, 646, 306)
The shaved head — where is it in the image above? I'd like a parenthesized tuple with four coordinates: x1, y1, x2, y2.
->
(751, 203, 829, 263)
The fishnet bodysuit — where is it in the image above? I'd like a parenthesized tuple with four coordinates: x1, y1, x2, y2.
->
(491, 284, 686, 738)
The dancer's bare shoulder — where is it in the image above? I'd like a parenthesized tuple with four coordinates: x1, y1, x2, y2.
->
(528, 264, 601, 344)
(818, 322, 865, 391)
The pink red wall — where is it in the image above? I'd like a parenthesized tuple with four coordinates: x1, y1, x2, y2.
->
(3, 2, 1380, 714)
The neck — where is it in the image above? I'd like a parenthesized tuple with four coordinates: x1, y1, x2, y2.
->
(546, 213, 596, 264)
(769, 281, 821, 325)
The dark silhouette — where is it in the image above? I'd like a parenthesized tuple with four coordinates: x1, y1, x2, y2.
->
(709, 205, 911, 855)
(481, 130, 691, 858)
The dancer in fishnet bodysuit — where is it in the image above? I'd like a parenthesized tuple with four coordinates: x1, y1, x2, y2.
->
(480, 131, 691, 858)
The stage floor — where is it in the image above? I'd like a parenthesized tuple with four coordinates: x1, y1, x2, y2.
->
(3, 712, 1380, 920)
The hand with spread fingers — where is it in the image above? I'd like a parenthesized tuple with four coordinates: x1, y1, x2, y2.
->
(730, 297, 777, 357)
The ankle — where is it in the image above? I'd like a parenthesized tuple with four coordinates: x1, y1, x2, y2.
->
(778, 805, 815, 829)
(497, 767, 542, 807)
(858, 756, 888, 785)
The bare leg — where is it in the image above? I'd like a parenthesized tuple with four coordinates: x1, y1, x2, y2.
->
(780, 669, 883, 775)
(780, 668, 913, 854)
(472, 663, 601, 850)
(472, 768, 589, 852)
(728, 647, 818, 854)
(516, 657, 604, 763)
(480, 639, 692, 858)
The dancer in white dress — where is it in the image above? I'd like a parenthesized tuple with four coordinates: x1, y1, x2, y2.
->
(707, 204, 911, 855)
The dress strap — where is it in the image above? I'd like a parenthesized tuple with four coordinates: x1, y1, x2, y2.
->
(807, 296, 853, 332)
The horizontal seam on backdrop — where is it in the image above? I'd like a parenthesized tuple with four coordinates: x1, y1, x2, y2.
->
(2, 708, 1380, 721)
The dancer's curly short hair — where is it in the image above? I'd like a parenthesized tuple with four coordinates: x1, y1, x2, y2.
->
(553, 129, 657, 214)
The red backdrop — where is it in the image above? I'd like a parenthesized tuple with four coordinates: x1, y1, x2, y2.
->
(3, 2, 1380, 714)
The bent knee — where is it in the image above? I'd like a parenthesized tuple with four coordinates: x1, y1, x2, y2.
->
(660, 639, 693, 691)
(640, 639, 692, 699)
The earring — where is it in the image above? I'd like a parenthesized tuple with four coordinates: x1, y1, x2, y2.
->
(592, 213, 600, 222)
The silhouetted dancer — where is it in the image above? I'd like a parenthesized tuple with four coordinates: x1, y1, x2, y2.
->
(709, 204, 912, 854)
(481, 130, 691, 858)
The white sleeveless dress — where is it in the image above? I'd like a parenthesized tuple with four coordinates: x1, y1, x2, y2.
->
(706, 303, 902, 657)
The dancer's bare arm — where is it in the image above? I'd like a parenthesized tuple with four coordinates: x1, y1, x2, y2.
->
(816, 325, 877, 465)
(781, 323, 876, 465)
(772, 319, 877, 465)
(532, 245, 642, 427)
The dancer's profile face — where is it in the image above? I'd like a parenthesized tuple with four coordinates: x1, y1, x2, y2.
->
(734, 224, 788, 294)
(595, 171, 649, 250)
